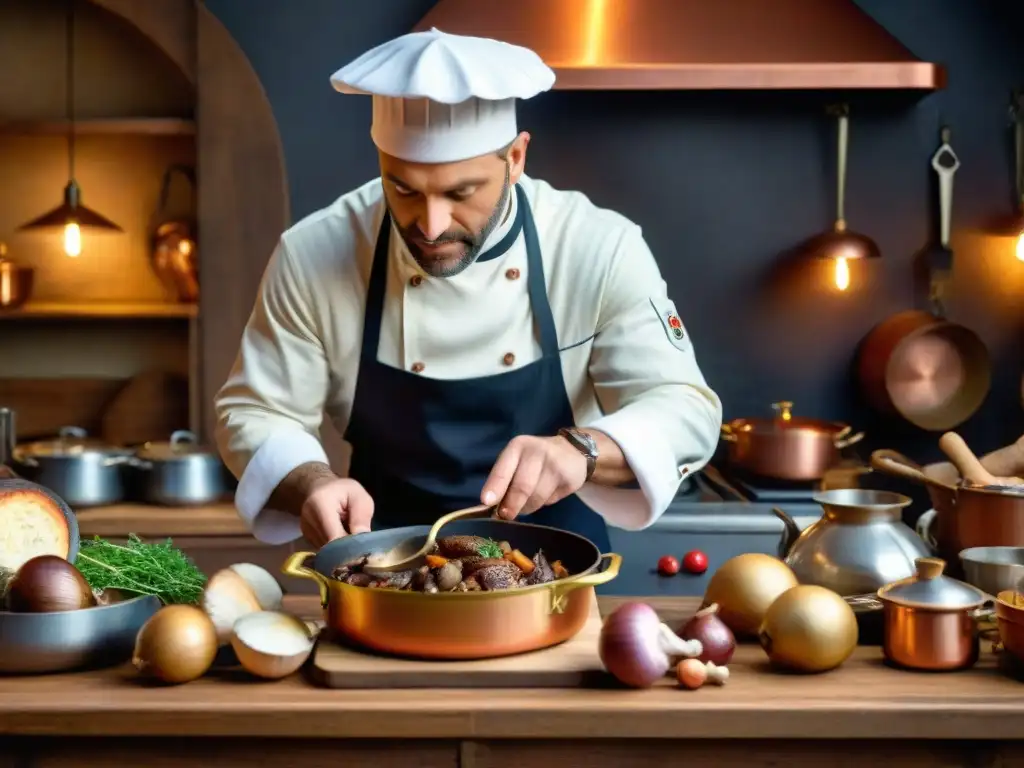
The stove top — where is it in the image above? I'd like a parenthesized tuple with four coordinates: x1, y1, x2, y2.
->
(702, 464, 821, 504)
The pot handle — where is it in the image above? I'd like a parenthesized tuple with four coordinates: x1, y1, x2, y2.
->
(282, 550, 329, 607)
(870, 449, 953, 490)
(719, 424, 737, 443)
(547, 553, 621, 615)
(834, 431, 865, 449)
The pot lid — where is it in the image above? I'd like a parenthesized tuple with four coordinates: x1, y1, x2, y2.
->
(730, 401, 846, 434)
(877, 557, 986, 610)
(136, 430, 213, 460)
(17, 426, 124, 457)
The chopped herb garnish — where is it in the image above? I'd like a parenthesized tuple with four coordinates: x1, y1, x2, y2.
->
(75, 534, 207, 605)
(477, 539, 503, 559)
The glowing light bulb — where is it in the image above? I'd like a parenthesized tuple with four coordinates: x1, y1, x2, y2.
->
(834, 257, 850, 291)
(1016, 231, 1024, 263)
(63, 221, 81, 258)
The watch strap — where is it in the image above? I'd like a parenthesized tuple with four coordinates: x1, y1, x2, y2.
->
(558, 427, 598, 481)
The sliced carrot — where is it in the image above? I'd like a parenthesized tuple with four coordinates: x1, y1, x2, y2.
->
(505, 549, 535, 574)
(425, 555, 448, 568)
(551, 560, 569, 579)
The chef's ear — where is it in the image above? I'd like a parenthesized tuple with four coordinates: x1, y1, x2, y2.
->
(504, 132, 530, 184)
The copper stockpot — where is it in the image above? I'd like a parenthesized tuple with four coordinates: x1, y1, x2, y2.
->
(282, 518, 621, 659)
(720, 401, 864, 481)
(871, 450, 1024, 562)
(877, 557, 992, 671)
(857, 310, 991, 431)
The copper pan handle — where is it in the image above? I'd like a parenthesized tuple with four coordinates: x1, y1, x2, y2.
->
(282, 551, 329, 607)
(870, 449, 955, 490)
(833, 425, 852, 441)
(834, 431, 864, 449)
(547, 553, 621, 614)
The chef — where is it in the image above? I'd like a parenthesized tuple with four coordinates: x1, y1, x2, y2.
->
(214, 29, 723, 551)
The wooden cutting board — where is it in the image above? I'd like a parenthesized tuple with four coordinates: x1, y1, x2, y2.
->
(309, 596, 605, 688)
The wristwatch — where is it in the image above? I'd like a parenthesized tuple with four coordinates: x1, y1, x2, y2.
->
(558, 427, 598, 481)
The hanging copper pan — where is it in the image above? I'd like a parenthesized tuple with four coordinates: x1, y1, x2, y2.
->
(856, 128, 990, 430)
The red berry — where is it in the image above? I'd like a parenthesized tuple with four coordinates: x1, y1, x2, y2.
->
(682, 550, 708, 574)
(657, 555, 680, 576)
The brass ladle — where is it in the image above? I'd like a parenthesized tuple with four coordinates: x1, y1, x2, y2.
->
(362, 504, 496, 576)
(802, 104, 881, 277)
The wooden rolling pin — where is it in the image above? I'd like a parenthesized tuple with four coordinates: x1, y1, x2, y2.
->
(938, 432, 1024, 488)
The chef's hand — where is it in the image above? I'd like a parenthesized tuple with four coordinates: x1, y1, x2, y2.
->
(298, 478, 375, 548)
(481, 435, 588, 520)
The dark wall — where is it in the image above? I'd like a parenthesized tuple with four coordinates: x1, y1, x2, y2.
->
(206, 0, 1024, 465)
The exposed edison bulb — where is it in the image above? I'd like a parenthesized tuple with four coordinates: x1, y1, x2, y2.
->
(834, 257, 850, 291)
(1015, 231, 1024, 263)
(63, 221, 81, 258)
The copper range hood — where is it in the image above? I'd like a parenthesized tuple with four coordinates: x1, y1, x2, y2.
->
(414, 0, 943, 91)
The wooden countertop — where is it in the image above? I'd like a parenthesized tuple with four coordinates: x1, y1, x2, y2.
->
(76, 503, 249, 538)
(0, 596, 1021, 741)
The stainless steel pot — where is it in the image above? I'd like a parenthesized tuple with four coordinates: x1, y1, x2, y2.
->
(14, 427, 131, 507)
(132, 430, 232, 506)
(773, 489, 930, 596)
(0, 593, 159, 674)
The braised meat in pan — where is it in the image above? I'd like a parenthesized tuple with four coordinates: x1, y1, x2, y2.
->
(330, 534, 570, 592)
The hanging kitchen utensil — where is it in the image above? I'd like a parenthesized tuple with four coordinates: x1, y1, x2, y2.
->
(857, 126, 991, 431)
(801, 104, 880, 292)
(149, 164, 198, 303)
(0, 243, 34, 310)
(16, 0, 122, 257)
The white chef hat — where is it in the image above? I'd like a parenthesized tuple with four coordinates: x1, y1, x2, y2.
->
(331, 28, 555, 164)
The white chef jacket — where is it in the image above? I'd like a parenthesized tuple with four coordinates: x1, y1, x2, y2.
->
(215, 174, 723, 545)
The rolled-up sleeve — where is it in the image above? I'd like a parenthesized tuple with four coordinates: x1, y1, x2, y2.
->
(214, 239, 331, 544)
(577, 225, 723, 530)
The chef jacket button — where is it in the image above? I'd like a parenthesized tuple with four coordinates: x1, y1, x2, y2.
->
(502, 352, 516, 366)
(411, 361, 425, 373)
(409, 275, 423, 287)
(505, 268, 520, 281)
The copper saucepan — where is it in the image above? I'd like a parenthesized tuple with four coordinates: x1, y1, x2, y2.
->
(871, 450, 1024, 561)
(282, 518, 620, 660)
(857, 310, 990, 431)
(720, 401, 864, 482)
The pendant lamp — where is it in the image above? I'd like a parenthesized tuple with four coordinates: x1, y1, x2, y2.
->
(17, 0, 123, 257)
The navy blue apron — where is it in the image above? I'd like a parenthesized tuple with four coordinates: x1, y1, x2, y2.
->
(343, 184, 611, 553)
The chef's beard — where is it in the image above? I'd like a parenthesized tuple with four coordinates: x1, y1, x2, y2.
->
(391, 166, 511, 279)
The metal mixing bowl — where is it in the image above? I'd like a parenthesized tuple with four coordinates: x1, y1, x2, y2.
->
(959, 546, 1024, 596)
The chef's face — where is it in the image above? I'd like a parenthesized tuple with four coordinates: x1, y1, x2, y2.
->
(380, 133, 529, 278)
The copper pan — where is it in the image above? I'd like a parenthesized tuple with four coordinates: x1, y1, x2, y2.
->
(871, 450, 1024, 562)
(857, 310, 990, 431)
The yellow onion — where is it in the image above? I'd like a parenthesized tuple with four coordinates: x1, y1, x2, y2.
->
(758, 585, 858, 673)
(231, 610, 315, 679)
(702, 553, 797, 636)
(133, 604, 218, 684)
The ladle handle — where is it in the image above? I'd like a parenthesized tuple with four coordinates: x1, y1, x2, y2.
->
(426, 504, 495, 540)
(931, 126, 959, 248)
(869, 449, 955, 491)
(938, 432, 996, 486)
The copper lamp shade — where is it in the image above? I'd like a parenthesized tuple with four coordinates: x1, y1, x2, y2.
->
(803, 105, 881, 264)
(18, 180, 122, 232)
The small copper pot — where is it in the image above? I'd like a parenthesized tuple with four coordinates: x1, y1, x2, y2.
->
(721, 401, 864, 481)
(282, 518, 621, 659)
(877, 557, 992, 671)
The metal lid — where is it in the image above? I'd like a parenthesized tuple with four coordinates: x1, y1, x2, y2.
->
(136, 430, 213, 461)
(877, 557, 986, 610)
(731, 401, 847, 435)
(17, 426, 126, 457)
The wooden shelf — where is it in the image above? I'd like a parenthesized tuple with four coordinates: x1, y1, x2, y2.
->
(76, 503, 247, 538)
(0, 118, 195, 136)
(0, 301, 198, 320)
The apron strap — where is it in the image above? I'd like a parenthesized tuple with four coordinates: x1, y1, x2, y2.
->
(361, 184, 561, 361)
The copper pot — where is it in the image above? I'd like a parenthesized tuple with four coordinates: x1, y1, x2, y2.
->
(871, 450, 1024, 562)
(857, 310, 990, 431)
(720, 401, 864, 481)
(0, 244, 33, 310)
(877, 557, 992, 671)
(282, 518, 621, 659)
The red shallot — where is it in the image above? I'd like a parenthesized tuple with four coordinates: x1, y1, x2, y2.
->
(599, 602, 703, 688)
(677, 602, 736, 665)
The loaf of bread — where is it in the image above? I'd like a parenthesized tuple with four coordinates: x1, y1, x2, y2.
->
(0, 487, 71, 570)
